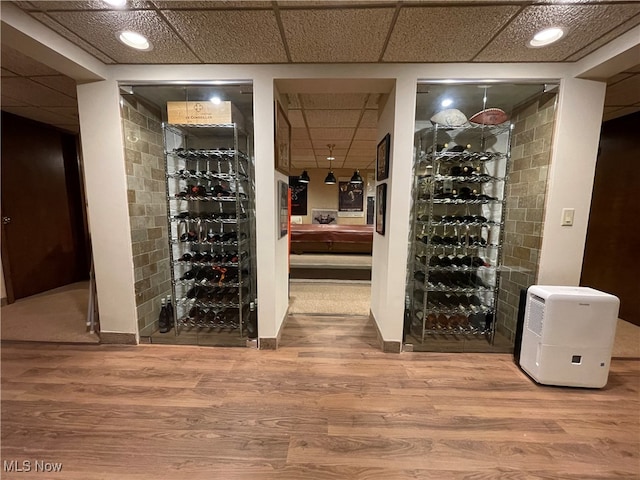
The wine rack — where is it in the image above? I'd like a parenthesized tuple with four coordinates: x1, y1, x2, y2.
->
(163, 123, 257, 345)
(407, 123, 512, 345)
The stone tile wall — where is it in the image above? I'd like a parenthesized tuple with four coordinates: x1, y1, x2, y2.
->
(121, 96, 171, 334)
(496, 92, 557, 342)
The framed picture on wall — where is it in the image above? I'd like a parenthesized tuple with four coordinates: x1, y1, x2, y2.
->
(275, 101, 291, 175)
(376, 133, 391, 181)
(278, 180, 288, 238)
(376, 183, 387, 235)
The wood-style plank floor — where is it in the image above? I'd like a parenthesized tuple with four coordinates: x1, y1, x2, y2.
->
(2, 315, 639, 479)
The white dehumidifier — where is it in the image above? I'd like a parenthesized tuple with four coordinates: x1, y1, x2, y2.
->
(519, 285, 619, 388)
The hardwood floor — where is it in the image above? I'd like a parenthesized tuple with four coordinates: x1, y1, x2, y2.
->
(1, 315, 639, 479)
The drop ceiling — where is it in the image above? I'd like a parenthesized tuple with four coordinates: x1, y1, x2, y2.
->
(1, 1, 639, 168)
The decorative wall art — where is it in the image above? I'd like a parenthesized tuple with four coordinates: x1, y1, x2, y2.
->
(311, 209, 338, 224)
(376, 183, 387, 235)
(338, 178, 364, 217)
(278, 180, 289, 238)
(376, 133, 391, 181)
(288, 175, 308, 216)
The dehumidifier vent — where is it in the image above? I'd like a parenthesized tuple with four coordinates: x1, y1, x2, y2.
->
(526, 295, 545, 337)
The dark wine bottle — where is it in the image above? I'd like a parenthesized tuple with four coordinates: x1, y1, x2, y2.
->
(158, 298, 170, 333)
(403, 295, 411, 342)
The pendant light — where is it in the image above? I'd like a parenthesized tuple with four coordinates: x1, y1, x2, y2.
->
(324, 144, 337, 185)
(299, 170, 310, 183)
(350, 169, 363, 184)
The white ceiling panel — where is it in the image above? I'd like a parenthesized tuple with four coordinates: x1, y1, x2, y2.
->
(25, 1, 153, 10)
(604, 75, 640, 107)
(280, 7, 395, 63)
(1, 44, 60, 76)
(162, 9, 288, 63)
(305, 110, 362, 128)
(1, 77, 77, 107)
(287, 110, 306, 127)
(358, 110, 378, 128)
(308, 128, 355, 140)
(31, 75, 78, 98)
(474, 4, 640, 62)
(1, 68, 18, 77)
(45, 10, 201, 63)
(384, 6, 520, 62)
(300, 93, 368, 110)
(353, 128, 379, 141)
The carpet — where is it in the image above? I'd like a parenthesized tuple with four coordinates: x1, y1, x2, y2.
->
(1, 281, 99, 343)
(289, 280, 371, 316)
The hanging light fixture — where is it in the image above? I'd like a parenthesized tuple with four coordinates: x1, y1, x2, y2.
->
(299, 170, 310, 183)
(350, 169, 363, 184)
(324, 144, 337, 185)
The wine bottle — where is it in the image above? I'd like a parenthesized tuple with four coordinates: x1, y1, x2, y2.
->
(165, 295, 174, 332)
(245, 301, 258, 339)
(158, 298, 170, 334)
(403, 295, 411, 342)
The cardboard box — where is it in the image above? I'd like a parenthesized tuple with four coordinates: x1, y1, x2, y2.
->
(167, 101, 244, 129)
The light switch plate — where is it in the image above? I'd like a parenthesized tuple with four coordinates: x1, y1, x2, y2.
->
(562, 208, 575, 226)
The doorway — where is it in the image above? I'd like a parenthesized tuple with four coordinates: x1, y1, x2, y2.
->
(274, 78, 395, 320)
(1, 112, 94, 342)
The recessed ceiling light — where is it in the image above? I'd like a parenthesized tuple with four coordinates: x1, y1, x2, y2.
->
(529, 27, 565, 47)
(104, 0, 127, 6)
(118, 30, 152, 51)
(210, 96, 222, 105)
(441, 98, 453, 107)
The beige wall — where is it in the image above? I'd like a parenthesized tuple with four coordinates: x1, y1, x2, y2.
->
(497, 92, 557, 341)
(293, 168, 374, 225)
(121, 95, 171, 335)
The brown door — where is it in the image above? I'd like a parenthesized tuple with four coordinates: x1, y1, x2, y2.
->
(1, 112, 88, 301)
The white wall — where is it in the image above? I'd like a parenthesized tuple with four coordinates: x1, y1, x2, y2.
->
(76, 80, 138, 337)
(370, 76, 418, 343)
(537, 77, 607, 285)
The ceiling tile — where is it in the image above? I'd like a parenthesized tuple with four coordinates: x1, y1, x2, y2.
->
(1, 44, 61, 76)
(358, 109, 378, 128)
(565, 13, 640, 62)
(474, 4, 640, 62)
(308, 128, 355, 140)
(1, 77, 77, 107)
(280, 7, 395, 62)
(311, 139, 351, 150)
(603, 105, 640, 122)
(384, 5, 520, 62)
(350, 140, 376, 151)
(162, 10, 288, 63)
(301, 93, 368, 110)
(1, 105, 79, 131)
(153, 1, 269, 8)
(288, 109, 306, 127)
(0, 94, 30, 107)
(347, 147, 374, 158)
(1, 68, 18, 77)
(305, 110, 361, 128)
(353, 128, 378, 141)
(285, 93, 301, 109)
(628, 65, 640, 73)
(605, 75, 640, 106)
(607, 72, 634, 86)
(42, 106, 80, 120)
(26, 1, 152, 10)
(45, 10, 200, 63)
(31, 13, 116, 64)
(31, 75, 78, 98)
(365, 93, 381, 109)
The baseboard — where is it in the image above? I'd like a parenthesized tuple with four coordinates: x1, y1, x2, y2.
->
(0, 297, 7, 307)
(99, 332, 138, 345)
(370, 310, 402, 354)
(258, 306, 290, 350)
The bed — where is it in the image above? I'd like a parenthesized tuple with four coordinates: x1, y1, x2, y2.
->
(290, 224, 374, 254)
